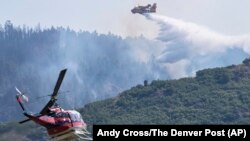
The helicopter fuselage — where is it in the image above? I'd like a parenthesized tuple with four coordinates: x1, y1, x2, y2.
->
(25, 108, 86, 136)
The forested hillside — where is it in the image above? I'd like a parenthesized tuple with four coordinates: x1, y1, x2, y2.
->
(1, 59, 250, 140)
(1, 20, 248, 122)
(0, 21, 166, 121)
(81, 59, 250, 124)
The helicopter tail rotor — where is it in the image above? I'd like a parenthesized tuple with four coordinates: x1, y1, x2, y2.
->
(15, 87, 32, 124)
(15, 87, 29, 111)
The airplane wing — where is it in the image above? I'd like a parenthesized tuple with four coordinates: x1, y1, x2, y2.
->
(40, 69, 67, 115)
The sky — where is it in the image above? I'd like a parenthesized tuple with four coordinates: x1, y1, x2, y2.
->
(1, 0, 250, 38)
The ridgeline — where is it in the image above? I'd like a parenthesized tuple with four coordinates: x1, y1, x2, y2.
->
(81, 59, 250, 124)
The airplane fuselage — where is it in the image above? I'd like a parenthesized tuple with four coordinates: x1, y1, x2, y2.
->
(131, 3, 157, 14)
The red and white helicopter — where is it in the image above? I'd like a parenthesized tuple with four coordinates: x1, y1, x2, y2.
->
(16, 69, 92, 141)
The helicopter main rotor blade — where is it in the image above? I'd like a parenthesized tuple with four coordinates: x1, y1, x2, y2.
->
(51, 69, 67, 99)
(40, 69, 67, 115)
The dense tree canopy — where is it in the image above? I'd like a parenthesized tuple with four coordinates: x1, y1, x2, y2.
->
(0, 21, 166, 122)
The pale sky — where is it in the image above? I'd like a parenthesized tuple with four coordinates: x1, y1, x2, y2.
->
(1, 0, 250, 38)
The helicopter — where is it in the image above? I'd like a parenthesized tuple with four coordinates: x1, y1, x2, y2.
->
(16, 69, 92, 141)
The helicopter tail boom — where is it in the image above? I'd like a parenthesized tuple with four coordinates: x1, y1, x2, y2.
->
(19, 113, 42, 124)
(19, 118, 31, 124)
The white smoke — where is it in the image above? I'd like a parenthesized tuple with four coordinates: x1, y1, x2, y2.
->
(3, 16, 250, 121)
(145, 14, 250, 78)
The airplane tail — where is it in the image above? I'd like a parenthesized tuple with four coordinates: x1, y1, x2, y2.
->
(152, 3, 157, 8)
(151, 3, 157, 12)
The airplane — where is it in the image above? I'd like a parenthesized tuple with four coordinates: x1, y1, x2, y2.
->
(16, 69, 92, 141)
(131, 3, 157, 14)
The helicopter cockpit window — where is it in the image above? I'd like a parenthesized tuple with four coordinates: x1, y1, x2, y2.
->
(57, 112, 70, 118)
(48, 112, 56, 117)
(69, 111, 82, 122)
(52, 112, 70, 126)
(49, 112, 69, 118)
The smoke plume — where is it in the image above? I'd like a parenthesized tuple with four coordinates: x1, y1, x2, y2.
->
(1, 15, 250, 121)
(145, 14, 250, 78)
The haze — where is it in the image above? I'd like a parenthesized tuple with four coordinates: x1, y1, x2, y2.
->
(1, 0, 250, 38)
